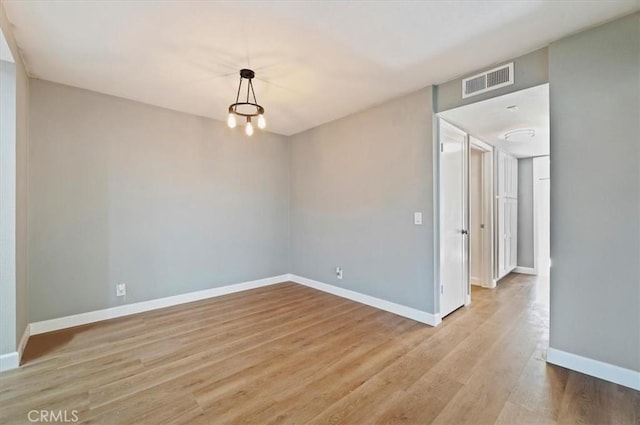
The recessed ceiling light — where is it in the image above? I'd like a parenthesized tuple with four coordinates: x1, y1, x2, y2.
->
(507, 105, 519, 112)
(504, 129, 535, 142)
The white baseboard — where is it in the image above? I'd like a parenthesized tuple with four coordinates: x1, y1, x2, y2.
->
(0, 326, 31, 372)
(30, 275, 290, 335)
(0, 351, 19, 372)
(514, 266, 537, 275)
(288, 274, 441, 327)
(547, 347, 640, 391)
(483, 279, 497, 289)
(474, 279, 496, 289)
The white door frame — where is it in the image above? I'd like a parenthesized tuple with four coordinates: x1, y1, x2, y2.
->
(469, 137, 496, 289)
(533, 156, 551, 275)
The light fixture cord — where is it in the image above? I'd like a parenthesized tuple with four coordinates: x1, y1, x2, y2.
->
(249, 79, 258, 105)
(234, 76, 242, 112)
(246, 77, 251, 103)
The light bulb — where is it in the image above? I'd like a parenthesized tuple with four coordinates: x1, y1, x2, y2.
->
(257, 114, 266, 129)
(245, 118, 254, 136)
(227, 113, 236, 129)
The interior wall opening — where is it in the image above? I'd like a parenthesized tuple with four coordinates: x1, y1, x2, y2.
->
(436, 83, 550, 319)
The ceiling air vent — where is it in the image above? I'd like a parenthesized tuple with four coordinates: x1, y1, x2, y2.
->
(462, 62, 514, 99)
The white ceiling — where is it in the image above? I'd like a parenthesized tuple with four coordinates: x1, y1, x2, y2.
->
(3, 1, 639, 136)
(0, 27, 13, 62)
(440, 84, 549, 158)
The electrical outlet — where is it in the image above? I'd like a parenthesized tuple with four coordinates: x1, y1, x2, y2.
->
(336, 267, 343, 280)
(414, 212, 423, 225)
(116, 283, 126, 297)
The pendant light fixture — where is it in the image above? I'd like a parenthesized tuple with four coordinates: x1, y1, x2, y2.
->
(227, 69, 266, 136)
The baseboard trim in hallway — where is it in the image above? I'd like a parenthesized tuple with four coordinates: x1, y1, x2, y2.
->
(547, 347, 640, 391)
(288, 274, 441, 327)
(514, 266, 537, 275)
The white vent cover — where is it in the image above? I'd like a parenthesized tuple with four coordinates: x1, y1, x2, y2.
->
(462, 62, 514, 99)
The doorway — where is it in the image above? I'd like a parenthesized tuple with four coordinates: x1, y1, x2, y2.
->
(469, 137, 494, 289)
(436, 84, 550, 319)
(437, 121, 495, 320)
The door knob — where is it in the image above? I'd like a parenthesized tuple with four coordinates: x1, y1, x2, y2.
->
(461, 229, 468, 235)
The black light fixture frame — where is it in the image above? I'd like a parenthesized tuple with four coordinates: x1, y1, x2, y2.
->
(228, 69, 265, 117)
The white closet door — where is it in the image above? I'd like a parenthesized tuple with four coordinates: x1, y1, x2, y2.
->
(495, 151, 519, 279)
(510, 158, 518, 269)
(505, 156, 512, 197)
(511, 158, 518, 198)
(497, 151, 507, 197)
(509, 199, 518, 270)
(498, 198, 507, 278)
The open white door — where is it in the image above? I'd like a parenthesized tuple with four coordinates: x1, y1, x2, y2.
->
(439, 119, 468, 318)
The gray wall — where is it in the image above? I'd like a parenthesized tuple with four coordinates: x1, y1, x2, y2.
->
(549, 13, 639, 372)
(435, 48, 548, 113)
(0, 2, 29, 356)
(289, 88, 435, 313)
(28, 80, 289, 322)
(517, 158, 534, 268)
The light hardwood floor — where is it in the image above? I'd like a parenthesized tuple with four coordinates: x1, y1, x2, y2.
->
(1, 274, 638, 424)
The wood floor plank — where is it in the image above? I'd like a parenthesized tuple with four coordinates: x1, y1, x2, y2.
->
(89, 299, 366, 409)
(556, 370, 640, 425)
(302, 276, 532, 425)
(495, 401, 558, 425)
(506, 346, 569, 421)
(1, 276, 637, 425)
(2, 287, 338, 403)
(20, 283, 308, 366)
(366, 372, 463, 425)
(193, 310, 410, 423)
(430, 312, 543, 425)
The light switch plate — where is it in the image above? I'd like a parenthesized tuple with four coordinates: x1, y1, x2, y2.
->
(414, 212, 423, 225)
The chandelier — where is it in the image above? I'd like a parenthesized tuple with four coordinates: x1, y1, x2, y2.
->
(227, 69, 266, 136)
